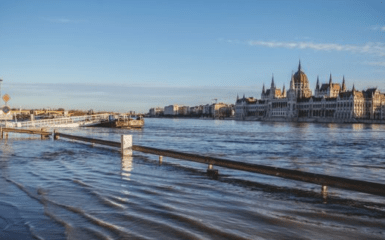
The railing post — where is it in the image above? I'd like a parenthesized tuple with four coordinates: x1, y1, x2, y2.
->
(322, 185, 328, 197)
(159, 155, 163, 165)
(53, 130, 59, 140)
(121, 135, 132, 156)
(41, 128, 47, 140)
(207, 163, 218, 178)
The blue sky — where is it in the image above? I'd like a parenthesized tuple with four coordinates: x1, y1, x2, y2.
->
(1, 0, 385, 112)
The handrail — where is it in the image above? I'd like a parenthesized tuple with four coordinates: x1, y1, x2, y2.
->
(57, 132, 120, 148)
(9, 114, 109, 128)
(2, 128, 51, 135)
(54, 132, 385, 197)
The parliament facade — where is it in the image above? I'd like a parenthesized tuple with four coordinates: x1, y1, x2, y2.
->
(235, 62, 385, 122)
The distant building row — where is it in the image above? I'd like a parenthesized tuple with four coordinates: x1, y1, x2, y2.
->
(149, 103, 235, 118)
(235, 61, 385, 121)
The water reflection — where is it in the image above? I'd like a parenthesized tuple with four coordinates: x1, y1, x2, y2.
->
(0, 140, 14, 156)
(352, 124, 364, 131)
(370, 124, 383, 130)
(121, 155, 133, 181)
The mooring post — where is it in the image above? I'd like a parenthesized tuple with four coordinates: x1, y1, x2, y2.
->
(159, 155, 163, 165)
(121, 135, 132, 156)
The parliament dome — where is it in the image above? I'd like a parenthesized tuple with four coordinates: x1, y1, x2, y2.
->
(293, 61, 309, 85)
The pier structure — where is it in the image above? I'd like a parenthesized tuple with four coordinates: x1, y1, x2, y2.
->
(1, 113, 109, 128)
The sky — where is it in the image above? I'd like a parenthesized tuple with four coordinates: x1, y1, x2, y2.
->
(1, 0, 385, 112)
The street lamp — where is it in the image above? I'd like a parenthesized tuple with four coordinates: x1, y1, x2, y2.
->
(0, 78, 2, 100)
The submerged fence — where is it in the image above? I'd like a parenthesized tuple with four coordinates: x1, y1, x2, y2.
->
(2, 127, 385, 197)
(0, 127, 51, 139)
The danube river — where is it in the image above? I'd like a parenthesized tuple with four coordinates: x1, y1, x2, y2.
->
(1, 118, 385, 239)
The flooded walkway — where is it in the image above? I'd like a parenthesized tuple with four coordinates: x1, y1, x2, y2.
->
(1, 119, 385, 239)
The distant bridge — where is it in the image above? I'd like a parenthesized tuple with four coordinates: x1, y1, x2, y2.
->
(2, 114, 109, 128)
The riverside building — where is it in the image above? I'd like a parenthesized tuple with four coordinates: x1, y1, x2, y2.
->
(235, 62, 385, 122)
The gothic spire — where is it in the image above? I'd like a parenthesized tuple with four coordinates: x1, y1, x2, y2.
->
(342, 75, 346, 92)
(316, 75, 320, 90)
(262, 83, 265, 94)
(298, 60, 302, 71)
(329, 73, 333, 86)
(352, 84, 355, 92)
(282, 84, 286, 93)
(290, 72, 295, 90)
(237, 93, 239, 100)
(271, 74, 275, 88)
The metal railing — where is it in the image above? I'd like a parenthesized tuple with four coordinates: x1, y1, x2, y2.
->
(0, 127, 51, 139)
(3, 128, 384, 198)
(53, 132, 385, 198)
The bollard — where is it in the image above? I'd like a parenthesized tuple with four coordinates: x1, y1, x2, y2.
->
(159, 155, 163, 165)
(121, 135, 132, 156)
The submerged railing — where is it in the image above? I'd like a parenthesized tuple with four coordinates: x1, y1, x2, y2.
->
(2, 128, 385, 198)
(0, 127, 51, 139)
(53, 132, 385, 198)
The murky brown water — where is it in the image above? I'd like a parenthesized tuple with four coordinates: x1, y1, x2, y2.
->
(1, 119, 385, 239)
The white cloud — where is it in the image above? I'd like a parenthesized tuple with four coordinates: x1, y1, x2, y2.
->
(371, 26, 385, 31)
(247, 40, 385, 57)
(366, 62, 385, 67)
(40, 17, 81, 23)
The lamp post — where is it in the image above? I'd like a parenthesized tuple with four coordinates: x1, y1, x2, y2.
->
(0, 78, 2, 100)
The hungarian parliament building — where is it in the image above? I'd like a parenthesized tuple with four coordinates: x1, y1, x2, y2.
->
(235, 62, 385, 122)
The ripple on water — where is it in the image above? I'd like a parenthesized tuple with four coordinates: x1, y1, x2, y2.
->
(1, 119, 385, 239)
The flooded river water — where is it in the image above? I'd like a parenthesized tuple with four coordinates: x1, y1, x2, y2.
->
(1, 118, 385, 239)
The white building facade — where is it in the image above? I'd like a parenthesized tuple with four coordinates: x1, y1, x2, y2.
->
(149, 107, 164, 116)
(236, 62, 385, 121)
(164, 105, 179, 115)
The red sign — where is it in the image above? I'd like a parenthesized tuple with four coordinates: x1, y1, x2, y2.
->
(2, 94, 10, 103)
